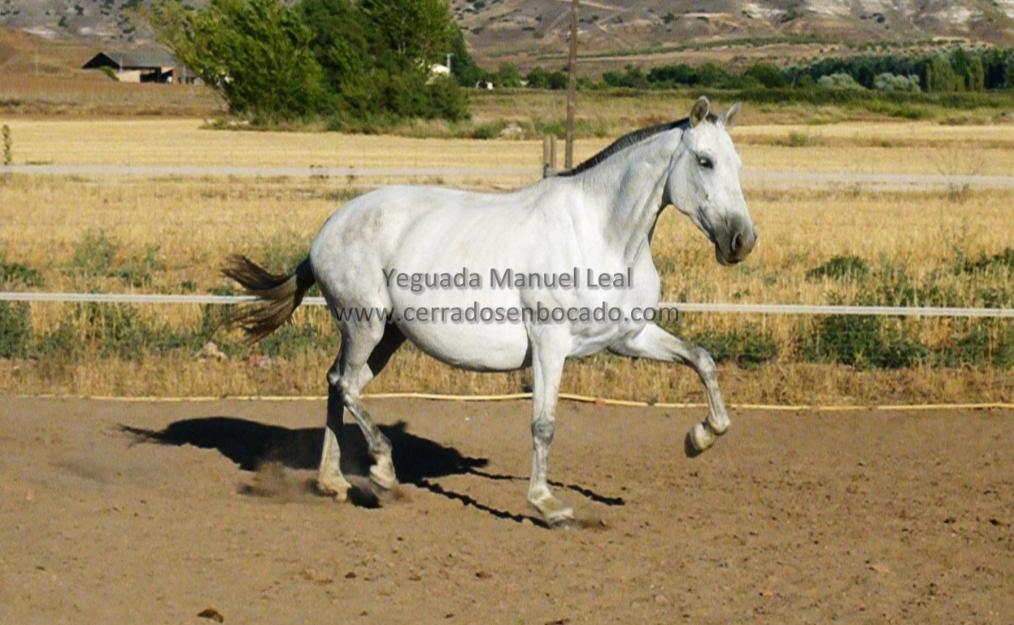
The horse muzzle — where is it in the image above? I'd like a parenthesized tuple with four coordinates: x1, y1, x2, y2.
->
(716, 220, 757, 266)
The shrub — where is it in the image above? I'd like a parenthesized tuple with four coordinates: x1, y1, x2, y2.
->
(873, 72, 921, 92)
(0, 252, 44, 287)
(817, 73, 864, 90)
(937, 321, 1014, 368)
(804, 315, 928, 369)
(961, 247, 1014, 273)
(526, 67, 568, 90)
(743, 63, 789, 88)
(806, 255, 870, 281)
(468, 120, 508, 140)
(114, 245, 164, 287)
(0, 302, 31, 358)
(691, 325, 779, 368)
(70, 230, 120, 277)
(1, 124, 11, 166)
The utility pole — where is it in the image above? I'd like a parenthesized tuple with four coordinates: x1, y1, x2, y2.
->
(564, 0, 579, 169)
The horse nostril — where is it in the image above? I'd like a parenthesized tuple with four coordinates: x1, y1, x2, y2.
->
(731, 232, 743, 254)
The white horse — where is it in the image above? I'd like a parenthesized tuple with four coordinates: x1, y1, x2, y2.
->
(225, 96, 757, 527)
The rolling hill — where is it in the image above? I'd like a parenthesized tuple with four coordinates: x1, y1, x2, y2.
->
(1, 0, 1012, 74)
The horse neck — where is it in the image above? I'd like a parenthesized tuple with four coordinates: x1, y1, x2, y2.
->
(572, 130, 682, 263)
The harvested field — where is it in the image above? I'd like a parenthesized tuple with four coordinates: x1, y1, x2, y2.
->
(4, 118, 1014, 175)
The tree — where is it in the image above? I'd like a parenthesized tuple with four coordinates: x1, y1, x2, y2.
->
(297, 0, 371, 114)
(495, 62, 523, 88)
(355, 0, 468, 121)
(448, 28, 486, 87)
(148, 0, 322, 121)
(359, 0, 454, 72)
(817, 73, 864, 89)
(743, 63, 788, 88)
(526, 67, 568, 90)
(925, 54, 961, 93)
(873, 73, 921, 92)
(147, 0, 469, 124)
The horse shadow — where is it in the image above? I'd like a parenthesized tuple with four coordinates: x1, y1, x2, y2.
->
(121, 415, 623, 525)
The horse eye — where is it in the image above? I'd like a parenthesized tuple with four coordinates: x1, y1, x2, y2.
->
(697, 156, 714, 169)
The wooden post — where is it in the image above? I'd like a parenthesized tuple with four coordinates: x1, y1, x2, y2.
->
(564, 0, 579, 169)
(543, 135, 558, 178)
(543, 135, 552, 178)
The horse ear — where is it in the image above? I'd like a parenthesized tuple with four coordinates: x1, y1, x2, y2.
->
(689, 96, 710, 127)
(724, 102, 742, 129)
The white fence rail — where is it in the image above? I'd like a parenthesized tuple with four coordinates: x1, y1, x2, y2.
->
(1, 292, 1010, 318)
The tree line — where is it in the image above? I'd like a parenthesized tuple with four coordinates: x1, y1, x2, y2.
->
(593, 47, 1014, 93)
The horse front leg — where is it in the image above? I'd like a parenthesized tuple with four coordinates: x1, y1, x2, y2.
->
(612, 323, 730, 454)
(526, 329, 574, 528)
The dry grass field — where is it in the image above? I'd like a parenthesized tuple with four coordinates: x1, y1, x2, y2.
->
(4, 117, 1014, 176)
(0, 119, 1011, 404)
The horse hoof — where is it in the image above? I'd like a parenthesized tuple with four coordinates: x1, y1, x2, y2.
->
(369, 465, 399, 492)
(547, 515, 580, 530)
(316, 477, 352, 502)
(687, 422, 716, 455)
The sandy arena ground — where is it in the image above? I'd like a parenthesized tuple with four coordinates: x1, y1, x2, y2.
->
(0, 397, 1011, 625)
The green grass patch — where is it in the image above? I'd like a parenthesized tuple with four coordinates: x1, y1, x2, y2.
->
(0, 252, 44, 287)
(806, 255, 870, 281)
(802, 315, 929, 369)
(0, 302, 31, 358)
(690, 324, 779, 368)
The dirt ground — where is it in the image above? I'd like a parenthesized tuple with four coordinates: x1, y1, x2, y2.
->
(0, 397, 1010, 625)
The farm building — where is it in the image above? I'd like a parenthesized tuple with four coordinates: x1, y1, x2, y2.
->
(82, 49, 195, 84)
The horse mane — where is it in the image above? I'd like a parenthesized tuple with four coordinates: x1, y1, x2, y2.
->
(556, 113, 718, 178)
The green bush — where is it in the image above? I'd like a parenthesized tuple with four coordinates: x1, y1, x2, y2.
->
(937, 321, 1014, 369)
(806, 255, 870, 281)
(468, 120, 508, 140)
(114, 245, 164, 287)
(0, 302, 31, 358)
(691, 325, 779, 368)
(874, 72, 921, 92)
(70, 230, 120, 277)
(0, 252, 44, 287)
(818, 73, 864, 90)
(803, 315, 928, 369)
(66, 232, 165, 286)
(962, 247, 1014, 273)
(657, 320, 778, 368)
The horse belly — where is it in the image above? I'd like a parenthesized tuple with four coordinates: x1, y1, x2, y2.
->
(397, 316, 529, 371)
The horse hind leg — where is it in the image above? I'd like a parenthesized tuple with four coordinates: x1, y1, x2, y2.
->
(317, 356, 353, 501)
(317, 323, 405, 501)
(342, 323, 405, 492)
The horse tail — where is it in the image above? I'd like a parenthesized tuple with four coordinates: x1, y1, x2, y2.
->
(222, 254, 316, 343)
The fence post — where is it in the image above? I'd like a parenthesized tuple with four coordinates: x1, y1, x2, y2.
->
(543, 135, 558, 178)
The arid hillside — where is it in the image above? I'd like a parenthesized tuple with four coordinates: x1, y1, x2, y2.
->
(1, 1, 1013, 73)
